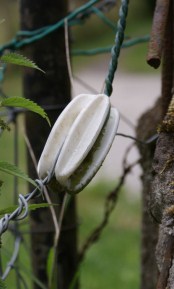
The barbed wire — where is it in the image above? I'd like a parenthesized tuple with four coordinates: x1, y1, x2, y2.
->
(0, 0, 151, 284)
(0, 0, 150, 239)
(0, 130, 158, 281)
(0, 131, 157, 236)
(0, 142, 64, 238)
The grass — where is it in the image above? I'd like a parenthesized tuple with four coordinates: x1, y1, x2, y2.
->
(0, 120, 141, 289)
(77, 182, 141, 289)
(0, 179, 141, 289)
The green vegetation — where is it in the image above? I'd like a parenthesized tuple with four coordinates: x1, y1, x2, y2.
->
(1, 120, 140, 289)
(0, 155, 141, 288)
(78, 182, 141, 289)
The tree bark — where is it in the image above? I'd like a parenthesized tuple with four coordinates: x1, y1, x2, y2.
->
(136, 97, 163, 289)
(20, 1, 78, 288)
(148, 1, 174, 288)
(137, 0, 174, 288)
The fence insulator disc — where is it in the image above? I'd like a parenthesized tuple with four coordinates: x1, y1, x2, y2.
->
(37, 94, 96, 179)
(55, 94, 110, 183)
(58, 107, 119, 193)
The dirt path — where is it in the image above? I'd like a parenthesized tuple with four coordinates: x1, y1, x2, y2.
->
(72, 69, 161, 195)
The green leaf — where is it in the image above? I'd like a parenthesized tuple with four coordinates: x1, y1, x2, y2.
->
(0, 203, 58, 216)
(1, 52, 44, 73)
(1, 97, 50, 125)
(29, 203, 58, 211)
(0, 279, 6, 289)
(0, 161, 36, 187)
(47, 247, 54, 283)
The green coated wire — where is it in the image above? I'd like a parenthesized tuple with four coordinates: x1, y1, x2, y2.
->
(91, 6, 116, 31)
(72, 35, 149, 56)
(104, 0, 129, 96)
(0, 0, 101, 54)
(0, 0, 146, 96)
(15, 0, 100, 48)
(0, 0, 146, 79)
(16, 6, 115, 40)
(16, 25, 52, 37)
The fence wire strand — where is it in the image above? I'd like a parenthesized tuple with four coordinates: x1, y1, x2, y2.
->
(0, 0, 151, 282)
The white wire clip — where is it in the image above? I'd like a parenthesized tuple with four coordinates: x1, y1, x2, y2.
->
(37, 94, 119, 193)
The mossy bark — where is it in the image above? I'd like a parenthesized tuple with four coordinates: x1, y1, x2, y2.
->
(136, 97, 163, 289)
(137, 0, 174, 288)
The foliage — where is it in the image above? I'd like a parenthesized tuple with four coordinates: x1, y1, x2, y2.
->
(0, 279, 6, 289)
(0, 52, 49, 187)
(0, 203, 57, 216)
(1, 52, 44, 73)
(78, 183, 140, 289)
(0, 97, 50, 125)
(0, 52, 51, 287)
(0, 161, 36, 186)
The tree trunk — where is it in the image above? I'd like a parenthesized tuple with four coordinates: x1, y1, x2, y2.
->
(150, 0, 174, 284)
(136, 97, 162, 289)
(20, 1, 78, 288)
(137, 0, 174, 288)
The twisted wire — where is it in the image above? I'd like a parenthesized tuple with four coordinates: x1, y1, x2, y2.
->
(0, 143, 64, 237)
(0, 186, 41, 236)
(104, 0, 129, 96)
(72, 35, 149, 56)
(1, 236, 21, 280)
(0, 0, 106, 55)
(0, 143, 64, 281)
(0, 0, 145, 61)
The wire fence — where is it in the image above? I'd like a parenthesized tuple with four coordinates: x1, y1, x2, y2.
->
(0, 0, 152, 286)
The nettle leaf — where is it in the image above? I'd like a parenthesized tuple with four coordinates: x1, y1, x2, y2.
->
(0, 203, 57, 216)
(1, 97, 50, 125)
(1, 52, 44, 73)
(0, 161, 36, 187)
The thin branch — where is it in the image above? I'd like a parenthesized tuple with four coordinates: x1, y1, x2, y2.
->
(24, 132, 73, 287)
(147, 0, 170, 68)
(79, 157, 139, 262)
(64, 18, 74, 87)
